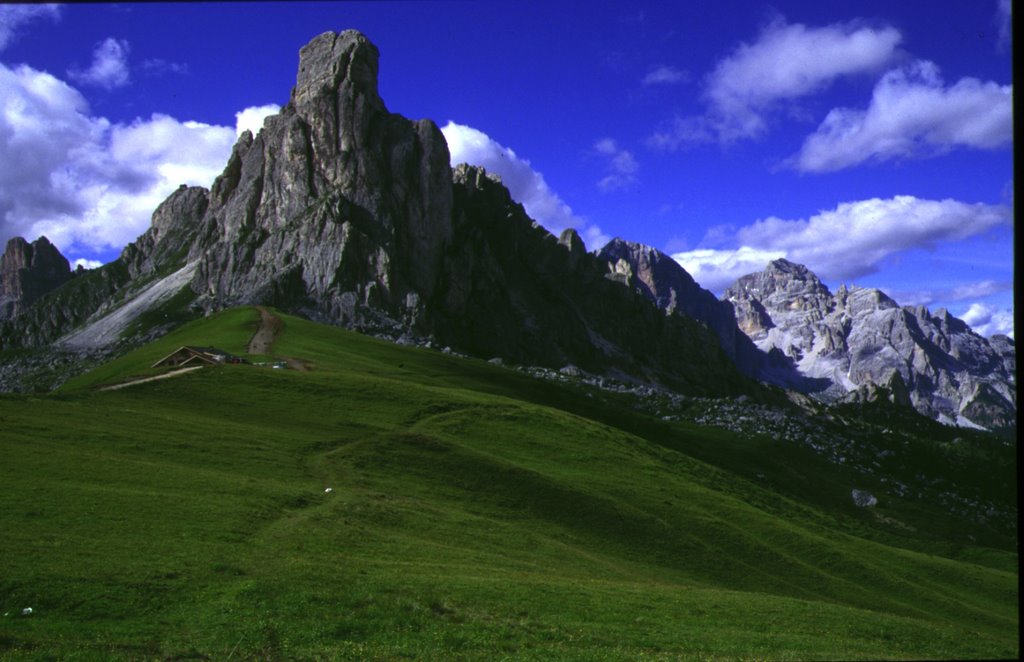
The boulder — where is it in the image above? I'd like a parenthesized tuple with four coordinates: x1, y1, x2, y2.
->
(851, 489, 878, 508)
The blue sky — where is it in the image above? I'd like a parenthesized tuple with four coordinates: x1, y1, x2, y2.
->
(0, 1, 1014, 336)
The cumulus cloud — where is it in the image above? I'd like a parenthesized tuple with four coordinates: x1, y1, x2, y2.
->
(793, 61, 1012, 172)
(26, 111, 235, 255)
(0, 62, 273, 263)
(642, 65, 688, 86)
(68, 37, 131, 90)
(441, 121, 610, 249)
(960, 302, 1014, 338)
(651, 17, 901, 147)
(670, 195, 1010, 292)
(738, 196, 1009, 279)
(0, 4, 59, 51)
(235, 104, 281, 137)
(593, 138, 638, 192)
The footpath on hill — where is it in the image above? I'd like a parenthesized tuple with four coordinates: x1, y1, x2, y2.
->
(98, 366, 204, 391)
(248, 307, 284, 355)
(248, 306, 310, 371)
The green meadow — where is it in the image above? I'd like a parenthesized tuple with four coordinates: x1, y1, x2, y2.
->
(0, 307, 1016, 660)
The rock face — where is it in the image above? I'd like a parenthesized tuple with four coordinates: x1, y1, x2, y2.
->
(0, 30, 754, 398)
(724, 258, 1016, 429)
(0, 237, 73, 320)
(597, 239, 748, 362)
(185, 30, 454, 329)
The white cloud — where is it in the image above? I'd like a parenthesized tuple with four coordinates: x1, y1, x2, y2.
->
(68, 37, 131, 90)
(0, 62, 267, 259)
(671, 246, 786, 293)
(737, 196, 1009, 280)
(642, 65, 688, 86)
(29, 112, 234, 254)
(235, 104, 280, 137)
(441, 121, 610, 249)
(670, 196, 1010, 292)
(651, 17, 901, 147)
(72, 258, 103, 271)
(949, 280, 1010, 301)
(140, 58, 189, 77)
(890, 279, 1011, 308)
(960, 302, 1014, 338)
(0, 4, 59, 51)
(793, 61, 1012, 172)
(593, 138, 638, 192)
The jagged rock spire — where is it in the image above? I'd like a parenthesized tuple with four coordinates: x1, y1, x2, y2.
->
(0, 236, 72, 320)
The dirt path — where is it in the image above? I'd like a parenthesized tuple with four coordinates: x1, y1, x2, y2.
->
(246, 307, 312, 370)
(98, 366, 204, 391)
(248, 307, 283, 355)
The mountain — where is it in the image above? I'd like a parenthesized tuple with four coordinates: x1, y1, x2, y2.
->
(0, 30, 752, 398)
(0, 236, 73, 320)
(723, 258, 1016, 429)
(594, 239, 831, 392)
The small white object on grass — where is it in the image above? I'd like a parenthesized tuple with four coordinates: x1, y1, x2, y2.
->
(21, 607, 32, 616)
(324, 487, 333, 493)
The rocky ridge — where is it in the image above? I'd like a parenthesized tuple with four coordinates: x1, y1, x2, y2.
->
(723, 258, 1016, 429)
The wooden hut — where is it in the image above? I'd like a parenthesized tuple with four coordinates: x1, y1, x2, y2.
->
(151, 346, 238, 369)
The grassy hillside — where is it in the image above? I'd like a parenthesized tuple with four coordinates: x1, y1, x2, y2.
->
(0, 307, 1017, 659)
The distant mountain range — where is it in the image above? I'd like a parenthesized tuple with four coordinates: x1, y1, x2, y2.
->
(723, 258, 1015, 429)
(0, 30, 1014, 430)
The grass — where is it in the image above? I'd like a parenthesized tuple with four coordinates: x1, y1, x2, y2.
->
(0, 307, 1017, 659)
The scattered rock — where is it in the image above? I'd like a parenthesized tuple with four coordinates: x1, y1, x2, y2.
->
(851, 489, 878, 508)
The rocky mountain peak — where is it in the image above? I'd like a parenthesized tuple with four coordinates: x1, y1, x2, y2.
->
(727, 257, 832, 309)
(765, 257, 807, 274)
(724, 259, 1016, 430)
(724, 257, 833, 342)
(598, 239, 703, 310)
(180, 27, 455, 322)
(0, 236, 73, 320)
(292, 30, 384, 132)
